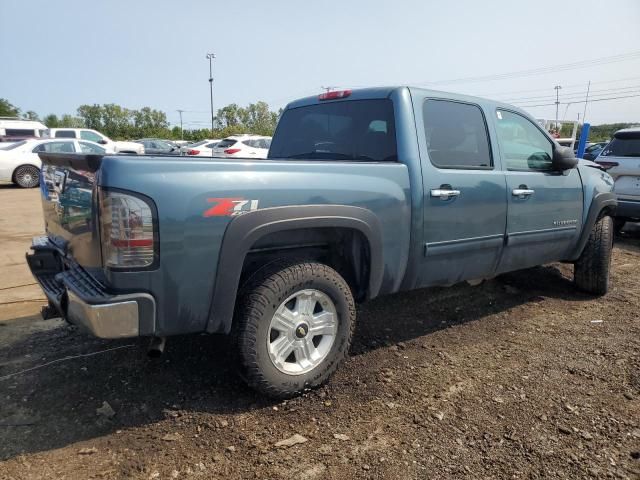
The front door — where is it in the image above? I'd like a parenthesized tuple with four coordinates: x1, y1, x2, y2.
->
(492, 109, 583, 273)
(418, 98, 507, 287)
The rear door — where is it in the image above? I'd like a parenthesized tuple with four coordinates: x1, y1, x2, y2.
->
(492, 109, 583, 273)
(416, 98, 507, 287)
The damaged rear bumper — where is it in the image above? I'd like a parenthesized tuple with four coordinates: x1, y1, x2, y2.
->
(26, 236, 155, 339)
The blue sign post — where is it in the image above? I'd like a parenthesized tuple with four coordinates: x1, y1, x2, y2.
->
(576, 123, 590, 158)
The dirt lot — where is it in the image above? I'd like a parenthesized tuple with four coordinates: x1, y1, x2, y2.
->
(0, 184, 638, 480)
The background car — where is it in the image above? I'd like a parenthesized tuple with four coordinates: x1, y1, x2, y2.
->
(209, 135, 272, 159)
(595, 127, 640, 232)
(582, 141, 609, 160)
(45, 128, 144, 154)
(0, 139, 107, 188)
(183, 139, 221, 156)
(134, 138, 180, 155)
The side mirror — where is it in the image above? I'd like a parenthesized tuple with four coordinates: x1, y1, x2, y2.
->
(98, 139, 108, 145)
(552, 145, 578, 171)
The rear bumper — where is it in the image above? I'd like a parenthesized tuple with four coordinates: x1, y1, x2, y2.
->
(26, 236, 155, 338)
(616, 199, 640, 219)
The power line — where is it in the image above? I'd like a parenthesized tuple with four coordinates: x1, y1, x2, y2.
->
(506, 84, 640, 103)
(516, 93, 640, 109)
(414, 50, 640, 86)
(473, 75, 640, 98)
(514, 88, 640, 107)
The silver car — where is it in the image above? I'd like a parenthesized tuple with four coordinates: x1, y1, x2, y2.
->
(597, 127, 640, 232)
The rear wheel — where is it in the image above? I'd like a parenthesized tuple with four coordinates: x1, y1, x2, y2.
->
(235, 261, 356, 398)
(13, 165, 40, 188)
(574, 215, 613, 295)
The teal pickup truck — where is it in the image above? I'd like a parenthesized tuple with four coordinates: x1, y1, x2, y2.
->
(28, 87, 616, 397)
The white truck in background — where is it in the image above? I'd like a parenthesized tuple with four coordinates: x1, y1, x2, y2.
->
(46, 128, 144, 154)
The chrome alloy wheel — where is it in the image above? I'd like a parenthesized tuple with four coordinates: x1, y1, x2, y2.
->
(267, 289, 338, 375)
(15, 166, 40, 188)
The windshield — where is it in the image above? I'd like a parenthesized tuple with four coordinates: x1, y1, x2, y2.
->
(268, 99, 397, 161)
(600, 134, 640, 157)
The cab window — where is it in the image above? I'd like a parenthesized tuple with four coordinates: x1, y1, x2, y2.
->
(423, 100, 492, 169)
(80, 130, 104, 143)
(495, 110, 553, 171)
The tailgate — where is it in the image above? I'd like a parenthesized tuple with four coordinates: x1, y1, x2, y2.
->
(605, 156, 640, 198)
(39, 153, 103, 268)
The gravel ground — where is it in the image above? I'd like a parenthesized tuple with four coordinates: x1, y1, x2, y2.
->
(0, 186, 639, 479)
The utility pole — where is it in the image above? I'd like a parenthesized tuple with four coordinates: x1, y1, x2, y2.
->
(206, 53, 216, 135)
(582, 80, 591, 124)
(554, 85, 562, 131)
(176, 109, 184, 140)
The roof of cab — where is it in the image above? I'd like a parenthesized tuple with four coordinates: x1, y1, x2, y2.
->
(284, 86, 528, 115)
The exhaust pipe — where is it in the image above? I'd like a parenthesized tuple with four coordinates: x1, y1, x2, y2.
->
(148, 336, 166, 358)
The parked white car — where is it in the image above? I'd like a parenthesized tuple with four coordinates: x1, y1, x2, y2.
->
(183, 139, 221, 156)
(209, 135, 272, 158)
(0, 139, 108, 188)
(45, 128, 144, 154)
(0, 118, 48, 141)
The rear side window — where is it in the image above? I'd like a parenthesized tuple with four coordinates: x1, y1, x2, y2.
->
(217, 139, 237, 148)
(5, 128, 36, 136)
(34, 141, 75, 153)
(601, 131, 640, 157)
(423, 100, 492, 169)
(269, 99, 397, 161)
(54, 130, 76, 138)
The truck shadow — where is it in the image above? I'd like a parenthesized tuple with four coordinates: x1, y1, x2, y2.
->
(0, 263, 606, 460)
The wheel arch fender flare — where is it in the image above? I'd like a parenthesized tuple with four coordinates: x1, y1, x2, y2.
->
(206, 205, 384, 333)
(568, 191, 617, 261)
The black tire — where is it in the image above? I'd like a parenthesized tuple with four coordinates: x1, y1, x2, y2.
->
(613, 217, 626, 235)
(574, 215, 613, 295)
(13, 165, 40, 188)
(235, 261, 356, 398)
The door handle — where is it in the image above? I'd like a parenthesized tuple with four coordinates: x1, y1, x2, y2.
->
(512, 188, 535, 197)
(430, 188, 461, 199)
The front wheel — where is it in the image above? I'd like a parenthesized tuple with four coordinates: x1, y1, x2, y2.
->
(235, 261, 356, 398)
(574, 215, 613, 295)
(13, 165, 40, 188)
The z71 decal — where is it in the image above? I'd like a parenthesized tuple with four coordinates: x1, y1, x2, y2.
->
(203, 197, 260, 217)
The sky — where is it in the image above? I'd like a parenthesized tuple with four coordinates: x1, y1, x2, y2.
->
(2, 0, 640, 128)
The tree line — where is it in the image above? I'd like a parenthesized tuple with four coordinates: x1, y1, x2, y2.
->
(0, 98, 280, 141)
(2, 97, 637, 143)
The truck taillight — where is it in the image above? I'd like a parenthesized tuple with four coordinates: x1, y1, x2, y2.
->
(99, 190, 156, 269)
(595, 160, 619, 171)
(224, 148, 241, 154)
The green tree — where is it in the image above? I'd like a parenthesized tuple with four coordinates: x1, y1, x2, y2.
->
(24, 111, 40, 121)
(0, 98, 20, 117)
(43, 114, 60, 128)
(77, 104, 103, 130)
(59, 114, 84, 128)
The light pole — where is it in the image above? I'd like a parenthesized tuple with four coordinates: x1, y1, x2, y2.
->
(206, 53, 216, 135)
(176, 109, 184, 140)
(554, 85, 562, 131)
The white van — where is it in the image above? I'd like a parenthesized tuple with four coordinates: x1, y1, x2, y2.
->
(0, 118, 48, 141)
